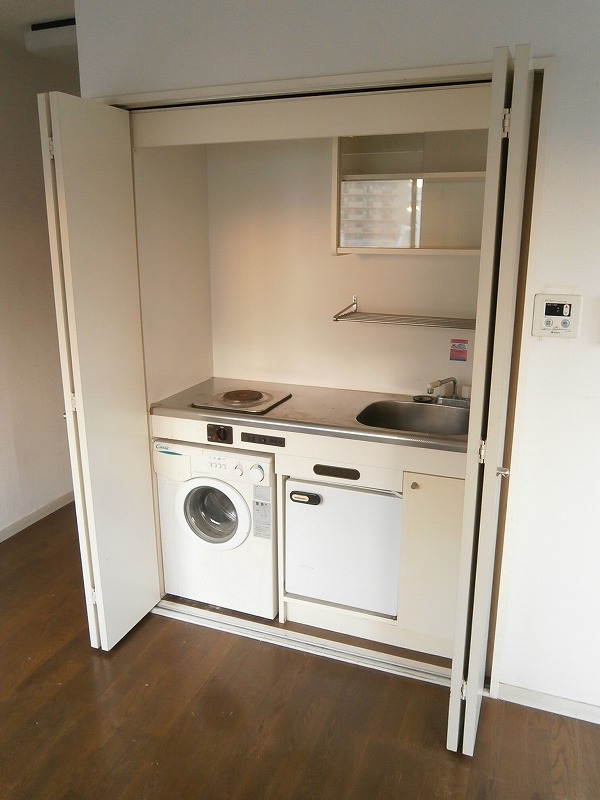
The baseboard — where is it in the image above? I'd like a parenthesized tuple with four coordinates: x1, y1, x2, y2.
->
(0, 492, 75, 544)
(495, 682, 600, 725)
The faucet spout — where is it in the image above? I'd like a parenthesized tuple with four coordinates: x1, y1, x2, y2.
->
(426, 377, 458, 399)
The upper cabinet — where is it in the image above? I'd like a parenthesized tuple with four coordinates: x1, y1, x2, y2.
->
(334, 129, 488, 254)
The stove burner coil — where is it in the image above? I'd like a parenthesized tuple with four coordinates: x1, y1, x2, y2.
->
(218, 389, 266, 407)
(189, 384, 291, 414)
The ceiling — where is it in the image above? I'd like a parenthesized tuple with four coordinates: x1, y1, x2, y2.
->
(0, 0, 74, 44)
(0, 0, 77, 68)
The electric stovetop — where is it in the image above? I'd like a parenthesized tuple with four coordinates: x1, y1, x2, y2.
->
(157, 377, 292, 415)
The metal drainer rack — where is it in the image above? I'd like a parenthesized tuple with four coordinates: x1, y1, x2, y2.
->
(333, 296, 476, 330)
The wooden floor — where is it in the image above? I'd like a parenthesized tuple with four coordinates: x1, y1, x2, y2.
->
(1, 506, 599, 799)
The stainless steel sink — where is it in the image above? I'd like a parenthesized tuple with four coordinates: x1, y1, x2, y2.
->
(434, 397, 470, 409)
(356, 400, 469, 436)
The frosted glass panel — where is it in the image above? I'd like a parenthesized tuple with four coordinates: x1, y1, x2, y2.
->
(419, 177, 485, 249)
(339, 179, 414, 248)
(339, 175, 484, 250)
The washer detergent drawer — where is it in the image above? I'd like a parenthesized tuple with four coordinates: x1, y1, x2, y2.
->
(284, 479, 402, 617)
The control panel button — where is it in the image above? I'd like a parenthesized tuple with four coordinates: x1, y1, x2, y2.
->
(234, 464, 244, 476)
(249, 464, 265, 483)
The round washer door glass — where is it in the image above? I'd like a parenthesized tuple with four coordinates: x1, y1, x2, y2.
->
(175, 478, 251, 550)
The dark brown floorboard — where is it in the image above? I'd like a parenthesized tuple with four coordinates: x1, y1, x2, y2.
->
(1, 503, 599, 799)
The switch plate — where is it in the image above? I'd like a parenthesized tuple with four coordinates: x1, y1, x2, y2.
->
(532, 293, 582, 338)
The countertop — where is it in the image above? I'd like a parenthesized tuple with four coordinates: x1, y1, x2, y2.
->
(150, 377, 468, 453)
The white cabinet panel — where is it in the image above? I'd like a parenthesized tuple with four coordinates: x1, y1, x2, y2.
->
(399, 473, 464, 645)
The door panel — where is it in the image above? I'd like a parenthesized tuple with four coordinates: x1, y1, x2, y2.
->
(446, 45, 534, 753)
(446, 46, 513, 753)
(461, 45, 534, 756)
(285, 479, 402, 616)
(38, 92, 160, 650)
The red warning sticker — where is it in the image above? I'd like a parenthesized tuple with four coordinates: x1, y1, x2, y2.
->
(450, 339, 468, 361)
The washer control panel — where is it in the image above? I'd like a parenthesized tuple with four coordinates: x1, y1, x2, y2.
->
(192, 449, 272, 486)
(532, 293, 582, 338)
(153, 440, 273, 486)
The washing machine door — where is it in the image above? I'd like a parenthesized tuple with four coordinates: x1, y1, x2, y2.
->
(175, 478, 251, 550)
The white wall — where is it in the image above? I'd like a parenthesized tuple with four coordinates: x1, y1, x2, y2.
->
(73, 0, 600, 715)
(134, 146, 214, 404)
(492, 56, 600, 708)
(0, 43, 79, 541)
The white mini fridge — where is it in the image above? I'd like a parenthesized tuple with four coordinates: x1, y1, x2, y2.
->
(284, 479, 403, 617)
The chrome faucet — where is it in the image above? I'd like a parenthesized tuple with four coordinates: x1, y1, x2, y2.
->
(426, 376, 458, 399)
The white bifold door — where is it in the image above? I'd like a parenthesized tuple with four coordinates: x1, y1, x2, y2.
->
(446, 45, 534, 755)
(38, 43, 535, 751)
(38, 93, 161, 650)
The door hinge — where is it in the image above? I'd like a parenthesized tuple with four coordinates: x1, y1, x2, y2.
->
(70, 393, 77, 411)
(502, 108, 511, 138)
(478, 439, 486, 464)
(461, 679, 468, 701)
(48, 137, 55, 159)
(91, 589, 97, 605)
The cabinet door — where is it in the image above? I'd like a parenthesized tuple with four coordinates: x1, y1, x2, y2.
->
(447, 45, 534, 754)
(38, 92, 160, 650)
(399, 474, 464, 651)
(285, 480, 402, 617)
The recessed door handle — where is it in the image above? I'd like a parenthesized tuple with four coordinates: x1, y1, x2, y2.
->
(290, 492, 322, 505)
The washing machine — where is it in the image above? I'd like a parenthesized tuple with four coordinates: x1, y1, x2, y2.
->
(152, 440, 277, 619)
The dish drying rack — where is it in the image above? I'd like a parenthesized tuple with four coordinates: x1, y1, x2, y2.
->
(333, 296, 476, 330)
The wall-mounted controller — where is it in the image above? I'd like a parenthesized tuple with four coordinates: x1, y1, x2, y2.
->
(532, 293, 582, 338)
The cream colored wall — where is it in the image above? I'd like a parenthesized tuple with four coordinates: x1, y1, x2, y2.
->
(0, 43, 79, 541)
(207, 138, 476, 395)
(134, 146, 213, 404)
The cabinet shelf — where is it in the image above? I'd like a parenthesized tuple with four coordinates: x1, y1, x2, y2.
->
(335, 132, 488, 253)
(342, 171, 486, 182)
(333, 297, 476, 330)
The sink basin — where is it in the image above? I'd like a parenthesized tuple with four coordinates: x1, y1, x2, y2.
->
(356, 400, 469, 436)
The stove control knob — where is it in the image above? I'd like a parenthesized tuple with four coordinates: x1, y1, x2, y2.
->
(249, 464, 264, 483)
(234, 463, 244, 477)
(216, 427, 229, 442)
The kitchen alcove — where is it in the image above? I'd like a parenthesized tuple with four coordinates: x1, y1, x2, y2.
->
(134, 138, 480, 405)
(39, 44, 537, 757)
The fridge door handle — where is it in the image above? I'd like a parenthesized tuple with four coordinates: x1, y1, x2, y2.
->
(290, 491, 322, 505)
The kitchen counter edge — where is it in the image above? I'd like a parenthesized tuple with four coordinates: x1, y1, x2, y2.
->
(150, 380, 468, 454)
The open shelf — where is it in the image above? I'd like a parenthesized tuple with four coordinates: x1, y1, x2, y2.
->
(333, 296, 476, 330)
